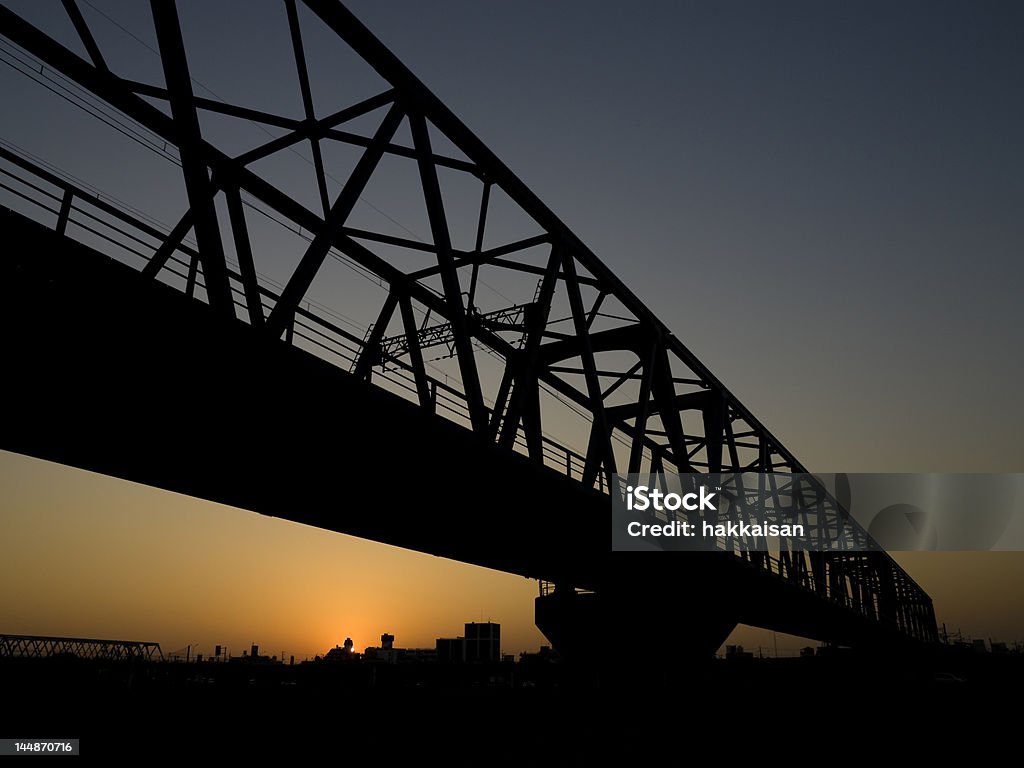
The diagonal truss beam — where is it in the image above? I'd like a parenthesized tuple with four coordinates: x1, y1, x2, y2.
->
(61, 0, 107, 72)
(562, 249, 617, 485)
(408, 110, 487, 434)
(498, 246, 561, 456)
(265, 102, 405, 339)
(150, 0, 234, 317)
(223, 185, 265, 326)
(284, 0, 331, 217)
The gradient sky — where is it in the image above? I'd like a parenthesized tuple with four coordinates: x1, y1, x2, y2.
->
(1, 0, 1022, 657)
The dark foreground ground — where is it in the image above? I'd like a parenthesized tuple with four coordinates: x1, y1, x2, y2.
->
(3, 651, 1021, 762)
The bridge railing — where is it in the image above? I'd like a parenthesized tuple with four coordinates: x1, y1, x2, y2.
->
(0, 144, 592, 486)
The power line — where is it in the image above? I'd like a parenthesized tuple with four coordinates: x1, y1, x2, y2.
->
(82, 0, 161, 58)
(0, 46, 178, 165)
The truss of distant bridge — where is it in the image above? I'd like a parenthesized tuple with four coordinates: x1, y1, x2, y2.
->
(0, 633, 164, 662)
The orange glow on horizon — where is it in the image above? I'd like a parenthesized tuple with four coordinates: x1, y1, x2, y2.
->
(0, 451, 547, 660)
(3, 450, 1024, 656)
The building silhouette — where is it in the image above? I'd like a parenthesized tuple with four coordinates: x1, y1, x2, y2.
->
(464, 623, 500, 664)
(434, 622, 501, 663)
(435, 637, 463, 664)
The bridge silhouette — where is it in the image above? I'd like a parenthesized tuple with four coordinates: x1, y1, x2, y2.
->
(0, 0, 936, 664)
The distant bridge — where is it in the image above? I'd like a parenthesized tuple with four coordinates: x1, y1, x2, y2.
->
(0, 634, 163, 662)
(0, 0, 936, 663)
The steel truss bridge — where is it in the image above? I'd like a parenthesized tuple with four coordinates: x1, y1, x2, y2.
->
(0, 633, 163, 662)
(0, 0, 937, 663)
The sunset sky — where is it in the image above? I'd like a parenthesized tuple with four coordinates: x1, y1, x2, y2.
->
(1, 0, 1022, 658)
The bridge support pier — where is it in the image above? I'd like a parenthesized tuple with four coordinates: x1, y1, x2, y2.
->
(535, 570, 739, 683)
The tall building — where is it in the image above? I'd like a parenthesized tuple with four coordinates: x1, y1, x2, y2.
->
(464, 622, 500, 663)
